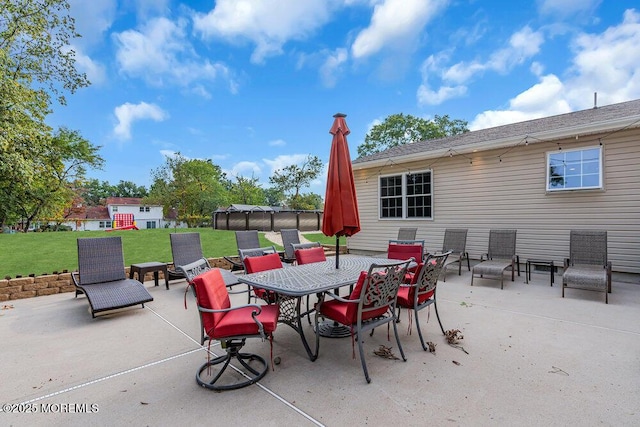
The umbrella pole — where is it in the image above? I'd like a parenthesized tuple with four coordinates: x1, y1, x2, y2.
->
(335, 235, 339, 268)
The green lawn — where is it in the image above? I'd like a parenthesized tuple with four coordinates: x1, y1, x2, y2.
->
(0, 228, 339, 278)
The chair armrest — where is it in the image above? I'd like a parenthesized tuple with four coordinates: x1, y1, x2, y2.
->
(71, 271, 80, 286)
(564, 258, 570, 268)
(198, 303, 263, 315)
(321, 291, 359, 304)
(480, 253, 489, 261)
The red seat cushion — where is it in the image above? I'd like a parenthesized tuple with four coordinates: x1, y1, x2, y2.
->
(193, 269, 279, 340)
(396, 285, 434, 308)
(243, 253, 282, 302)
(396, 261, 435, 308)
(295, 247, 327, 265)
(319, 271, 388, 325)
(211, 304, 279, 339)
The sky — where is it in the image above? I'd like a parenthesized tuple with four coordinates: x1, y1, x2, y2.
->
(48, 0, 640, 196)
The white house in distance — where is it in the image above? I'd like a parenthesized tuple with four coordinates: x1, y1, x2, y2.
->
(63, 197, 184, 231)
(349, 98, 640, 274)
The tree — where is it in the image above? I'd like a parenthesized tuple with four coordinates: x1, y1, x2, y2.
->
(114, 180, 148, 198)
(147, 154, 229, 227)
(0, 0, 91, 228)
(291, 193, 323, 210)
(12, 127, 103, 232)
(269, 155, 323, 209)
(228, 175, 266, 205)
(357, 113, 469, 157)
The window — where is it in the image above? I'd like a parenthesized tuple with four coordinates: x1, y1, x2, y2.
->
(99, 221, 112, 229)
(146, 221, 156, 229)
(547, 146, 602, 191)
(139, 207, 144, 212)
(112, 206, 118, 212)
(379, 171, 432, 219)
(145, 206, 150, 212)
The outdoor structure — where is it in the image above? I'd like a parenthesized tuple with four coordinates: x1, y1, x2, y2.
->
(213, 204, 322, 232)
(349, 99, 640, 274)
(62, 197, 185, 231)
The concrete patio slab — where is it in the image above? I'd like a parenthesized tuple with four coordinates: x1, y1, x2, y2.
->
(1, 268, 639, 426)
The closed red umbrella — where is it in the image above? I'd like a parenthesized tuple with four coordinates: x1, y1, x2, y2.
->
(323, 113, 360, 269)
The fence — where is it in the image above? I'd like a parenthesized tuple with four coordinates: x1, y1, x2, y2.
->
(213, 211, 323, 232)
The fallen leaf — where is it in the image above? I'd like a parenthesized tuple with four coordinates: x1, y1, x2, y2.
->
(373, 345, 399, 360)
(452, 360, 461, 366)
(140, 402, 149, 405)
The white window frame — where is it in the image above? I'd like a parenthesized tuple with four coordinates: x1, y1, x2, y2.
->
(546, 146, 603, 192)
(378, 169, 433, 220)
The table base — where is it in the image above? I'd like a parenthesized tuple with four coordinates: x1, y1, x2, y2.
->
(317, 321, 351, 338)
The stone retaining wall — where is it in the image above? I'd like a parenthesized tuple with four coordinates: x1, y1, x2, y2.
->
(0, 257, 235, 302)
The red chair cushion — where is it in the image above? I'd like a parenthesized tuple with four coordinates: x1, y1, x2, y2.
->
(193, 268, 279, 340)
(243, 253, 282, 302)
(295, 247, 327, 265)
(319, 271, 388, 325)
(388, 243, 421, 272)
(193, 269, 230, 333)
(211, 304, 279, 339)
(396, 286, 434, 308)
(244, 253, 283, 273)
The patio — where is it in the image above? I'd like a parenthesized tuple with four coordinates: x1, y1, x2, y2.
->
(1, 266, 639, 426)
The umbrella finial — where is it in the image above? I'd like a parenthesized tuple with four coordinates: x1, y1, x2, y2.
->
(333, 113, 347, 118)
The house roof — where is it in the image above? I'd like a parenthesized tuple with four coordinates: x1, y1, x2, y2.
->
(105, 197, 143, 205)
(352, 98, 640, 169)
(65, 206, 111, 221)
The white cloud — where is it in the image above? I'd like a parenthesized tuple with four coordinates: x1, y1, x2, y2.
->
(68, 0, 117, 48)
(114, 102, 169, 140)
(470, 9, 640, 129)
(268, 139, 286, 147)
(193, 0, 332, 64)
(319, 48, 349, 87)
(538, 0, 601, 19)
(263, 154, 310, 175)
(63, 45, 106, 85)
(114, 17, 237, 94)
(227, 161, 262, 178)
(470, 74, 571, 129)
(351, 0, 448, 59)
(417, 26, 544, 105)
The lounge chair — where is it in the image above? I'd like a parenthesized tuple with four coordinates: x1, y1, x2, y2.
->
(441, 228, 470, 281)
(471, 229, 520, 289)
(223, 230, 261, 271)
(72, 236, 153, 318)
(397, 227, 417, 240)
(167, 232, 209, 284)
(562, 230, 612, 304)
(280, 228, 301, 263)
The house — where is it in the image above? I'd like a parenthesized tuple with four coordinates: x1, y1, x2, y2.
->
(349, 98, 640, 274)
(62, 197, 185, 231)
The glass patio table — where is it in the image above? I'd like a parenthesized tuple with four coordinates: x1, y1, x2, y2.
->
(237, 255, 411, 361)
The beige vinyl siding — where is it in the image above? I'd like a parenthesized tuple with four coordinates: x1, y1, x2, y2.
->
(349, 129, 640, 274)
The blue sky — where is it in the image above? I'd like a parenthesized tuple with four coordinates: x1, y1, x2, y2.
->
(48, 0, 640, 196)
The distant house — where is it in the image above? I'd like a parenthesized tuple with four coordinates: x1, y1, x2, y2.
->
(349, 99, 640, 274)
(62, 197, 186, 231)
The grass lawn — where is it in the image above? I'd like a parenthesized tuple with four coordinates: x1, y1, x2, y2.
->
(0, 228, 339, 278)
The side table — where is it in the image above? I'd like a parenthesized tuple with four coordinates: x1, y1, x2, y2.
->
(130, 262, 169, 290)
(525, 259, 554, 286)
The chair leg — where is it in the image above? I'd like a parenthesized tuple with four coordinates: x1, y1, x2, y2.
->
(392, 316, 406, 363)
(355, 327, 371, 383)
(414, 308, 428, 351)
(196, 339, 268, 391)
(433, 300, 445, 335)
